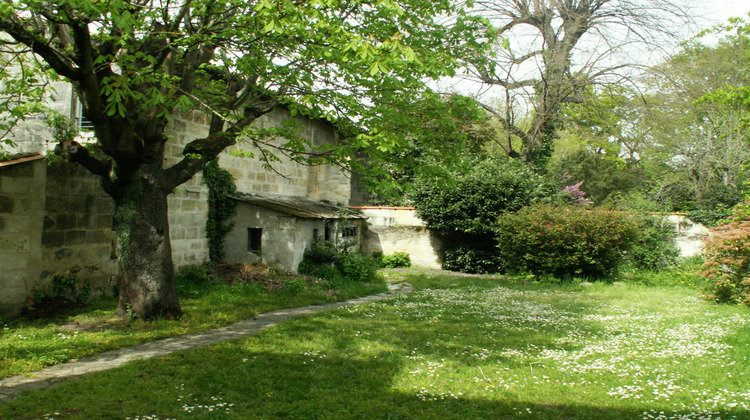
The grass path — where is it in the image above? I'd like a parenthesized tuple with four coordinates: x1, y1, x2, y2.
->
(2, 271, 749, 419)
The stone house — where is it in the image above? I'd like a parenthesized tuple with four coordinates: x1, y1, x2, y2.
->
(0, 86, 363, 317)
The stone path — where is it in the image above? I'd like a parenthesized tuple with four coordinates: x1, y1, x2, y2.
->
(0, 282, 413, 404)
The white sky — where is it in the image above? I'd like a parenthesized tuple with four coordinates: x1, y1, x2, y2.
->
(702, 0, 749, 25)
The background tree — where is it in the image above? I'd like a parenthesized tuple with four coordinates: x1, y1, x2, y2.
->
(640, 18, 750, 216)
(354, 93, 494, 205)
(548, 88, 647, 205)
(464, 0, 692, 166)
(0, 0, 485, 319)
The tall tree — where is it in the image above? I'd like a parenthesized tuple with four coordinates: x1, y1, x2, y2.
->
(0, 0, 484, 319)
(464, 0, 691, 166)
(643, 16, 750, 211)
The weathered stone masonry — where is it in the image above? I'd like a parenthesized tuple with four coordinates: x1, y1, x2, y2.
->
(0, 105, 355, 317)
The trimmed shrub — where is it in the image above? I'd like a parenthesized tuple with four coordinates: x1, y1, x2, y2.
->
(177, 264, 217, 285)
(495, 204, 641, 279)
(339, 252, 379, 282)
(700, 219, 750, 305)
(412, 155, 552, 234)
(687, 208, 731, 228)
(411, 155, 552, 272)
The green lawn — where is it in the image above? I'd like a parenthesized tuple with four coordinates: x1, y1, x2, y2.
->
(0, 275, 386, 379)
(2, 272, 749, 419)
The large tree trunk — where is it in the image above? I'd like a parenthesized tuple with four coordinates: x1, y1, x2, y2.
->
(113, 164, 182, 320)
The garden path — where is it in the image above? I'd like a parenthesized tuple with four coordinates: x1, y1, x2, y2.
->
(0, 281, 413, 403)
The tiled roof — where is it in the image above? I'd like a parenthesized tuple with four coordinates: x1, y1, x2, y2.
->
(232, 193, 365, 219)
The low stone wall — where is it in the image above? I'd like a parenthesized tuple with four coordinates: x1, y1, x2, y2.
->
(668, 214, 710, 257)
(357, 208, 710, 271)
(357, 207, 443, 269)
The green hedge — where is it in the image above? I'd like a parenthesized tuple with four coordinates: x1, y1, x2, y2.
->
(495, 205, 641, 279)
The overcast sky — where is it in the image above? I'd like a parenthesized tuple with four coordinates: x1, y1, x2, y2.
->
(703, 0, 749, 25)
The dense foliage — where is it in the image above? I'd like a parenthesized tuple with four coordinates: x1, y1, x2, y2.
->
(411, 155, 551, 273)
(495, 205, 641, 278)
(373, 251, 412, 268)
(203, 161, 237, 263)
(298, 241, 379, 285)
(700, 199, 750, 306)
(412, 155, 550, 233)
(626, 214, 680, 270)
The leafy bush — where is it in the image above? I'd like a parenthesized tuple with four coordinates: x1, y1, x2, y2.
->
(626, 214, 680, 270)
(495, 205, 641, 279)
(700, 219, 750, 305)
(412, 155, 552, 235)
(411, 155, 551, 272)
(176, 264, 217, 285)
(622, 256, 704, 288)
(339, 252, 379, 282)
(687, 208, 731, 228)
(298, 241, 379, 284)
(299, 240, 338, 265)
(281, 278, 307, 295)
(24, 273, 91, 319)
(440, 241, 505, 274)
(50, 273, 91, 303)
(374, 251, 412, 268)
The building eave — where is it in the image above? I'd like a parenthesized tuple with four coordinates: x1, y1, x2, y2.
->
(232, 193, 365, 220)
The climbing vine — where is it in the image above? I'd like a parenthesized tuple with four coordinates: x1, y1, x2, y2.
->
(203, 160, 237, 262)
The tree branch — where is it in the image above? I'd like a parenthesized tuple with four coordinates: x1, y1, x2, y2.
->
(0, 16, 79, 80)
(54, 141, 115, 193)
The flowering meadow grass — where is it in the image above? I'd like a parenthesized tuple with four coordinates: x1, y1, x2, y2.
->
(2, 272, 749, 419)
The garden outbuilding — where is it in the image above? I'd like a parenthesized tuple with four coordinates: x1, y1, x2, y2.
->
(224, 193, 366, 273)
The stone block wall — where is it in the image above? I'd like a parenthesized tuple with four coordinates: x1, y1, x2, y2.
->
(2, 82, 75, 158)
(41, 162, 118, 295)
(0, 103, 353, 316)
(358, 207, 443, 269)
(0, 158, 45, 316)
(165, 107, 352, 270)
(164, 111, 211, 269)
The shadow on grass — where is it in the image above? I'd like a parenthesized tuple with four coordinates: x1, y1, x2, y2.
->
(1, 345, 724, 420)
(1, 273, 743, 419)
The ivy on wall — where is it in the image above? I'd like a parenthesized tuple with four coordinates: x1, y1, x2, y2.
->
(203, 160, 237, 262)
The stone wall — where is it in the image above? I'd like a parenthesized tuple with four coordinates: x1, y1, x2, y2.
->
(358, 207, 443, 269)
(41, 162, 118, 295)
(164, 111, 211, 269)
(358, 208, 709, 270)
(668, 214, 710, 257)
(165, 107, 351, 271)
(0, 157, 46, 317)
(0, 104, 353, 316)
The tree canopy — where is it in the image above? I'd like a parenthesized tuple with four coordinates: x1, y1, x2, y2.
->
(461, 0, 692, 166)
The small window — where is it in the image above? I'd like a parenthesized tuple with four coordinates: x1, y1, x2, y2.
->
(73, 99, 95, 130)
(247, 228, 262, 252)
(324, 226, 331, 241)
(313, 228, 319, 241)
(342, 226, 358, 238)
